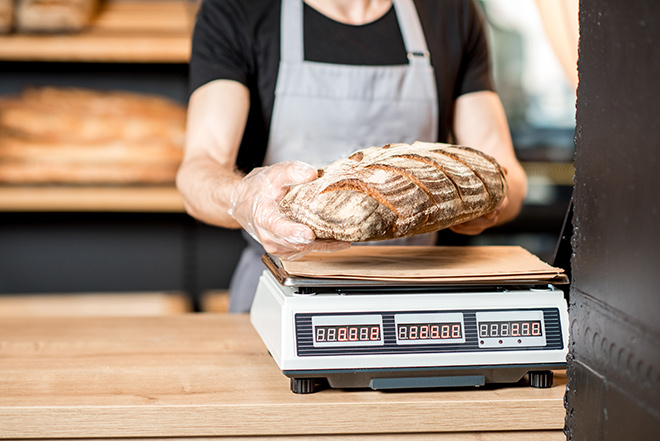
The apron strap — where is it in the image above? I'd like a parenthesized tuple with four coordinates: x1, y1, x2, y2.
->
(392, 0, 431, 65)
(281, 0, 431, 65)
(281, 0, 304, 62)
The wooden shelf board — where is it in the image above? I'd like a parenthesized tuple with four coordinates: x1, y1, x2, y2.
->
(0, 0, 195, 63)
(0, 185, 186, 212)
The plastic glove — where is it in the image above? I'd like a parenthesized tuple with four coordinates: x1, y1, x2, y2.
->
(228, 161, 351, 260)
(449, 195, 509, 235)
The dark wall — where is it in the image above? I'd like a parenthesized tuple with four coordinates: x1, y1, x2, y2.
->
(0, 213, 246, 311)
(0, 62, 189, 102)
(567, 0, 660, 439)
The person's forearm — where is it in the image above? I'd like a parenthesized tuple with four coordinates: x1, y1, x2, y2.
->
(176, 154, 243, 229)
(453, 91, 527, 226)
(497, 159, 527, 225)
(176, 80, 251, 229)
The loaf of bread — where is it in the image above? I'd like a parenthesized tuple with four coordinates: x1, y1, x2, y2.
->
(279, 142, 507, 242)
(0, 87, 186, 144)
(0, 0, 13, 33)
(0, 87, 185, 185)
(15, 0, 98, 32)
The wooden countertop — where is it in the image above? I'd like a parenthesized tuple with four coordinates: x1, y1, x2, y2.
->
(0, 314, 567, 440)
(0, 185, 185, 212)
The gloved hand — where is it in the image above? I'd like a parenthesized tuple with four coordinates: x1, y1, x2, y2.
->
(449, 195, 509, 235)
(228, 161, 351, 260)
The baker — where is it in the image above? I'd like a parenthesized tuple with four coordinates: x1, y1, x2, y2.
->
(176, 0, 527, 312)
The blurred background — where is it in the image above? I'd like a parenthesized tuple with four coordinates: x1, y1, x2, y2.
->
(467, 0, 577, 259)
(0, 0, 578, 316)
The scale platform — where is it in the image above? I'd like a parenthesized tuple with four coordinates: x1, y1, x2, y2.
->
(251, 248, 569, 394)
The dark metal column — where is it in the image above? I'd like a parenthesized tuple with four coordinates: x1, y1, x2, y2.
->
(567, 0, 660, 438)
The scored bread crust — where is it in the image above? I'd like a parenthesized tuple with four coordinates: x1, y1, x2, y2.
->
(278, 141, 508, 242)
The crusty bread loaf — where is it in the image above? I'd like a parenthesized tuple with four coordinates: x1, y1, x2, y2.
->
(0, 87, 185, 185)
(279, 142, 507, 242)
(15, 0, 98, 32)
(0, 87, 186, 144)
(0, 0, 13, 33)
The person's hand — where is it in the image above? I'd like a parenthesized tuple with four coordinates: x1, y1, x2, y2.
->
(449, 195, 509, 236)
(228, 161, 351, 260)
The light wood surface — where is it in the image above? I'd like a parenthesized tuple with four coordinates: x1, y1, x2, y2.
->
(0, 315, 567, 439)
(0, 291, 190, 316)
(7, 433, 566, 440)
(201, 289, 230, 313)
(0, 0, 195, 62)
(0, 185, 185, 212)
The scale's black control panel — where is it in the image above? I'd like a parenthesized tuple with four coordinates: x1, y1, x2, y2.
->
(295, 309, 564, 356)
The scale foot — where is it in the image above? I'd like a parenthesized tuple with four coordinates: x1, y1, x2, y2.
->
(290, 378, 318, 394)
(528, 370, 554, 388)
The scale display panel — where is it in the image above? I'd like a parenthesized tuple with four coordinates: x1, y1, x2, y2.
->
(295, 309, 562, 357)
(312, 315, 383, 347)
(476, 311, 546, 348)
(395, 313, 465, 345)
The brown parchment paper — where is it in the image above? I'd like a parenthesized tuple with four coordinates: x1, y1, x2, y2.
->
(280, 246, 565, 283)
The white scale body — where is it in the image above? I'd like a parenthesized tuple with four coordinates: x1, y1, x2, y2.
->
(251, 269, 569, 393)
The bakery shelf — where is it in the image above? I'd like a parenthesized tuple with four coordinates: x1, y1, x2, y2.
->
(0, 186, 186, 212)
(0, 0, 195, 63)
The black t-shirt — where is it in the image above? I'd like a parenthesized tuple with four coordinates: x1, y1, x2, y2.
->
(190, 0, 494, 172)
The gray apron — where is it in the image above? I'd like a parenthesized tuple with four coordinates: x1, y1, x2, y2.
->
(229, 0, 439, 312)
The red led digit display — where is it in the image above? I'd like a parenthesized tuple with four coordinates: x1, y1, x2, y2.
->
(315, 325, 381, 343)
(478, 320, 543, 338)
(397, 323, 463, 341)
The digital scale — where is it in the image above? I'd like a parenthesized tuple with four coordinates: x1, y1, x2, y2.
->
(251, 251, 569, 394)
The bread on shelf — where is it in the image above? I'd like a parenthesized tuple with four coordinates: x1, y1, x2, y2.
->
(0, 86, 186, 185)
(279, 142, 508, 242)
(0, 0, 13, 33)
(15, 0, 99, 33)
